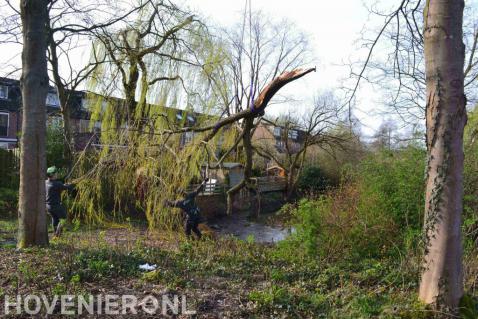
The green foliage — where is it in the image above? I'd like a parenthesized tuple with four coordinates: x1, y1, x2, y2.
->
(46, 119, 68, 169)
(279, 147, 426, 262)
(460, 294, 478, 319)
(463, 108, 478, 244)
(0, 187, 18, 215)
(245, 234, 255, 244)
(279, 186, 396, 261)
(73, 249, 143, 281)
(248, 285, 291, 309)
(297, 166, 329, 194)
(0, 148, 19, 189)
(358, 147, 426, 232)
(18, 260, 39, 284)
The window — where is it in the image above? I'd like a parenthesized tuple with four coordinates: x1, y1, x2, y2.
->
(0, 113, 9, 136)
(276, 140, 285, 149)
(48, 116, 63, 128)
(273, 126, 281, 137)
(93, 121, 102, 132)
(0, 86, 8, 99)
(288, 130, 298, 140)
(81, 98, 88, 110)
(187, 115, 195, 122)
(184, 131, 194, 144)
(46, 92, 60, 107)
(176, 113, 183, 120)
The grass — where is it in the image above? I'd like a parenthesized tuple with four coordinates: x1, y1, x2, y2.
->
(0, 217, 475, 317)
(0, 218, 16, 247)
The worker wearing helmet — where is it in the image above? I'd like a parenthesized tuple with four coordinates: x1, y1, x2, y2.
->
(45, 166, 74, 236)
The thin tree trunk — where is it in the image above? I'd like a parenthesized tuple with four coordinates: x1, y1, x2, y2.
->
(17, 0, 50, 248)
(125, 58, 139, 125)
(419, 0, 466, 310)
(226, 118, 259, 215)
(242, 117, 260, 217)
(222, 68, 315, 214)
(49, 36, 73, 166)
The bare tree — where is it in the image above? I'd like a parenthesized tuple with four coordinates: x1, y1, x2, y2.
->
(253, 93, 345, 200)
(46, 0, 144, 162)
(17, 0, 50, 248)
(0, 0, 142, 162)
(204, 9, 312, 215)
(347, 0, 478, 128)
(371, 120, 398, 151)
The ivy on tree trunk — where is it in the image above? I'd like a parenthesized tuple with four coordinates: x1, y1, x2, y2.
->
(419, 0, 467, 311)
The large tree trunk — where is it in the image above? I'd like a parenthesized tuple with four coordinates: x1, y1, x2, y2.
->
(17, 0, 50, 248)
(419, 0, 466, 310)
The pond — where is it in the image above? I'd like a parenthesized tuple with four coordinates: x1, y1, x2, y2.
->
(208, 211, 293, 244)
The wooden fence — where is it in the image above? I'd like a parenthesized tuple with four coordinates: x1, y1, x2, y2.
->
(0, 148, 20, 189)
(253, 176, 287, 193)
(187, 182, 227, 196)
(188, 176, 287, 197)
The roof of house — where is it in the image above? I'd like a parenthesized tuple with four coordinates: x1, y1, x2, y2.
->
(0, 77, 90, 119)
(266, 165, 285, 171)
(203, 162, 243, 169)
(222, 162, 243, 169)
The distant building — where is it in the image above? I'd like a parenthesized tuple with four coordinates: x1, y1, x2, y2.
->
(0, 77, 309, 162)
(0, 77, 22, 149)
(251, 118, 308, 174)
(0, 77, 207, 150)
(0, 77, 90, 149)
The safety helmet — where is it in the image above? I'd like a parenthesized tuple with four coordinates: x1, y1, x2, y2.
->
(47, 166, 57, 176)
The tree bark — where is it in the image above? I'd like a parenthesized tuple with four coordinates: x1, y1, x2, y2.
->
(48, 36, 73, 166)
(17, 0, 50, 248)
(419, 0, 466, 310)
(226, 118, 260, 216)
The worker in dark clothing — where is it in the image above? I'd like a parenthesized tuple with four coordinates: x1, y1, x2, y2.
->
(45, 166, 74, 236)
(166, 178, 208, 239)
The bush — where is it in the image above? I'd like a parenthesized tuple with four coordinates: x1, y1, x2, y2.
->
(297, 166, 329, 194)
(46, 120, 69, 169)
(464, 109, 478, 244)
(0, 187, 18, 216)
(280, 184, 397, 261)
(279, 146, 427, 261)
(358, 147, 426, 232)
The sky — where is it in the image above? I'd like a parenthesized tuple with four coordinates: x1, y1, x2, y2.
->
(183, 0, 478, 134)
(183, 0, 386, 136)
(0, 0, 410, 136)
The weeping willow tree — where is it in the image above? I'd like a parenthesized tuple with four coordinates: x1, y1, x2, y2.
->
(69, 0, 315, 229)
(68, 0, 238, 229)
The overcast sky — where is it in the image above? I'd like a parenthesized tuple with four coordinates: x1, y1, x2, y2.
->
(184, 0, 387, 136)
(0, 0, 428, 136)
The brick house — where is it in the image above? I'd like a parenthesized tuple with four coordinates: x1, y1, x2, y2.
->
(251, 118, 308, 174)
(0, 77, 91, 150)
(0, 77, 22, 149)
(0, 76, 306, 159)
